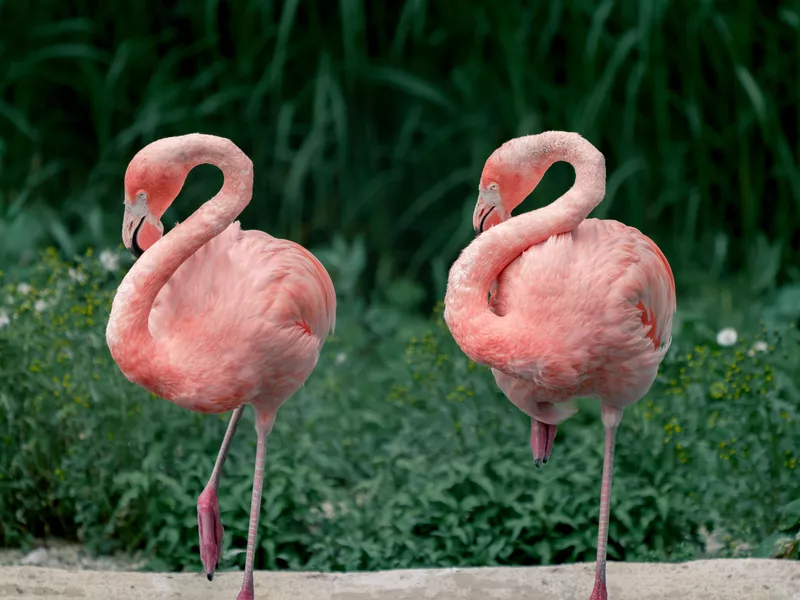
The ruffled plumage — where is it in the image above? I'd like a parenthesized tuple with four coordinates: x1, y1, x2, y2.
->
(146, 221, 336, 413)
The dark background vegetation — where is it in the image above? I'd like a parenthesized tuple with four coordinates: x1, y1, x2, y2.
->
(1, 0, 799, 575)
(2, 0, 799, 301)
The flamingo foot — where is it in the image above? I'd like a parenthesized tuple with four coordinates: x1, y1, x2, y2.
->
(197, 486, 224, 581)
(589, 579, 608, 599)
(237, 579, 254, 600)
(531, 420, 558, 467)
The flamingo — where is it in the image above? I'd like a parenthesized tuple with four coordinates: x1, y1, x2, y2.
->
(105, 133, 336, 600)
(443, 131, 676, 599)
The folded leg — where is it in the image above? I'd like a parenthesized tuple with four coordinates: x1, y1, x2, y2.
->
(198, 405, 245, 580)
(531, 419, 558, 467)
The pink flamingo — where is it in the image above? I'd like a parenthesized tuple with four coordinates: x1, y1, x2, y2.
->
(444, 131, 675, 599)
(105, 133, 336, 600)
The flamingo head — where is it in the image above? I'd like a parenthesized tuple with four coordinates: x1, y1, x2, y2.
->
(122, 143, 189, 257)
(473, 139, 547, 235)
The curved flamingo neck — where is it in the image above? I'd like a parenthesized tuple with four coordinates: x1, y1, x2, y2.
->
(106, 134, 253, 395)
(443, 132, 605, 371)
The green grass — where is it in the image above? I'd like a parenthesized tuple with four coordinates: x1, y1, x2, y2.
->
(1, 1, 799, 303)
(0, 247, 798, 572)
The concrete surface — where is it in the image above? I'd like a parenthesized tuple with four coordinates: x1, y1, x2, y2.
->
(1, 560, 799, 600)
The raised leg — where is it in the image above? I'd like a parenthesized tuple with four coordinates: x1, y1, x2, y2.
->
(198, 405, 245, 580)
(237, 410, 276, 600)
(589, 405, 623, 600)
(530, 419, 558, 467)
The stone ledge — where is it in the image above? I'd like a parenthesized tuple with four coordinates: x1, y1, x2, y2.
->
(1, 559, 798, 599)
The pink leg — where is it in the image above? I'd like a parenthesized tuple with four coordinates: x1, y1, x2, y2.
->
(590, 406, 622, 600)
(530, 419, 558, 467)
(237, 411, 276, 600)
(198, 405, 245, 580)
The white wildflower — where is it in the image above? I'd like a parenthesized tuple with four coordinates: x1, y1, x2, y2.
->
(320, 501, 335, 519)
(99, 249, 120, 272)
(335, 352, 347, 365)
(68, 268, 87, 283)
(716, 327, 738, 347)
(17, 283, 31, 295)
(747, 340, 769, 357)
(34, 299, 48, 313)
(0, 311, 9, 329)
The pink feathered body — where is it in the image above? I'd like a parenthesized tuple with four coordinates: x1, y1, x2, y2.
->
(105, 133, 336, 600)
(444, 130, 676, 429)
(106, 133, 336, 422)
(488, 219, 675, 425)
(111, 222, 335, 415)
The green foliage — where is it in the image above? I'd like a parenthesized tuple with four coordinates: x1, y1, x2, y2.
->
(1, 1, 799, 299)
(0, 249, 798, 571)
(752, 498, 800, 560)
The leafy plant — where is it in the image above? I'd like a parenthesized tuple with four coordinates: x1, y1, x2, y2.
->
(752, 498, 800, 560)
(0, 248, 797, 571)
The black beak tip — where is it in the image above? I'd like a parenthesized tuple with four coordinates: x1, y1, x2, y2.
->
(129, 217, 145, 258)
(476, 205, 494, 235)
(207, 572, 214, 582)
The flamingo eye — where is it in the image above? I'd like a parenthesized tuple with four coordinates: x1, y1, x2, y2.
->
(136, 191, 147, 203)
(488, 183, 499, 192)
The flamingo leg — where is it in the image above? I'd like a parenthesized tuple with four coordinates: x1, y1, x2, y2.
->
(237, 411, 275, 600)
(530, 419, 558, 467)
(198, 405, 245, 580)
(589, 411, 621, 600)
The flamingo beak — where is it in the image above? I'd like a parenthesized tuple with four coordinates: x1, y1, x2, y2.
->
(122, 197, 164, 259)
(473, 193, 504, 234)
(123, 203, 166, 259)
(122, 205, 145, 258)
(475, 204, 495, 235)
